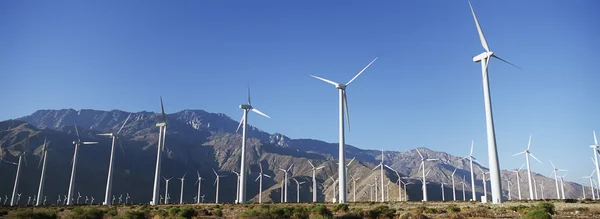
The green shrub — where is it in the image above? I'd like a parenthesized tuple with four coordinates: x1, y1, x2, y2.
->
(398, 208, 429, 219)
(564, 199, 577, 203)
(179, 206, 196, 218)
(466, 206, 491, 218)
(446, 205, 461, 213)
(155, 209, 168, 217)
(333, 204, 350, 213)
(168, 206, 180, 216)
(310, 204, 332, 217)
(123, 210, 146, 219)
(11, 209, 57, 219)
(214, 209, 223, 217)
(423, 208, 438, 214)
(525, 209, 552, 219)
(66, 207, 105, 219)
(365, 205, 396, 219)
(536, 202, 555, 215)
(106, 207, 118, 217)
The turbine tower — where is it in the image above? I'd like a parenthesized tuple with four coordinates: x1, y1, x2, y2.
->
(178, 172, 187, 204)
(350, 174, 361, 202)
(292, 178, 305, 203)
(451, 168, 457, 201)
(194, 170, 204, 204)
(98, 113, 132, 205)
(505, 179, 512, 200)
(235, 86, 270, 204)
(508, 164, 524, 200)
(550, 161, 567, 199)
(477, 167, 489, 200)
(67, 126, 98, 205)
(591, 131, 600, 196)
(513, 135, 542, 200)
(307, 161, 324, 202)
(310, 57, 377, 203)
(415, 148, 438, 201)
(468, 1, 520, 204)
(462, 140, 478, 201)
(162, 177, 173, 204)
(11, 137, 29, 206)
(372, 150, 386, 202)
(212, 169, 226, 204)
(152, 97, 168, 205)
(36, 138, 50, 206)
(255, 162, 271, 203)
(583, 169, 596, 200)
(559, 172, 568, 199)
(279, 163, 294, 203)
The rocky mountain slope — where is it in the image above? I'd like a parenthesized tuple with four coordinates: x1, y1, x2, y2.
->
(0, 108, 589, 204)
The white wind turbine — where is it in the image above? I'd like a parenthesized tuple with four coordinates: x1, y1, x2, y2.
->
(590, 131, 600, 196)
(232, 171, 240, 203)
(539, 183, 545, 200)
(162, 177, 173, 204)
(533, 177, 538, 200)
(461, 140, 478, 201)
(152, 97, 167, 206)
(255, 162, 271, 203)
(328, 176, 339, 202)
(310, 57, 377, 203)
(513, 135, 542, 200)
(36, 138, 51, 206)
(212, 169, 226, 204)
(125, 193, 130, 204)
(559, 172, 568, 199)
(307, 161, 325, 202)
(235, 86, 270, 204)
(279, 163, 294, 203)
(194, 170, 204, 204)
(383, 163, 402, 201)
(372, 150, 388, 202)
(451, 168, 458, 201)
(508, 164, 524, 200)
(550, 160, 567, 199)
(350, 174, 361, 202)
(582, 169, 596, 200)
(67, 125, 98, 205)
(468, 1, 520, 204)
(98, 113, 132, 206)
(292, 178, 305, 203)
(11, 137, 29, 206)
(441, 182, 445, 201)
(505, 179, 512, 200)
(477, 167, 489, 200)
(415, 148, 438, 201)
(178, 172, 187, 204)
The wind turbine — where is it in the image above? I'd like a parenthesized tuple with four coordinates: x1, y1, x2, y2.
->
(310, 57, 377, 203)
(441, 182, 446, 201)
(232, 170, 240, 203)
(67, 125, 99, 205)
(212, 169, 226, 204)
(451, 168, 458, 201)
(36, 138, 50, 206)
(539, 182, 545, 200)
(532, 177, 538, 200)
(508, 164, 524, 200)
(383, 164, 402, 201)
(415, 148, 437, 201)
(178, 172, 187, 204)
(505, 179, 512, 200)
(77, 192, 82, 204)
(477, 166, 489, 200)
(461, 176, 469, 201)
(125, 193, 130, 204)
(307, 161, 324, 202)
(279, 163, 294, 203)
(11, 137, 29, 206)
(152, 97, 168, 206)
(419, 171, 431, 202)
(255, 162, 271, 203)
(590, 131, 600, 196)
(462, 140, 478, 201)
(235, 86, 270, 204)
(372, 150, 387, 202)
(350, 174, 361, 202)
(550, 160, 567, 199)
(559, 172, 568, 199)
(328, 176, 339, 203)
(468, 1, 520, 204)
(98, 113, 132, 206)
(194, 170, 204, 204)
(292, 178, 305, 203)
(513, 135, 542, 200)
(583, 169, 596, 199)
(162, 177, 173, 204)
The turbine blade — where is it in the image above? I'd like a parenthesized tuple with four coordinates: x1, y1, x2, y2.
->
(160, 96, 167, 124)
(264, 174, 271, 178)
(247, 84, 252, 105)
(529, 153, 542, 164)
(468, 1, 490, 52)
(343, 91, 350, 131)
(527, 134, 532, 150)
(594, 130, 598, 146)
(550, 160, 556, 169)
(118, 139, 126, 156)
(236, 114, 244, 133)
(288, 163, 294, 171)
(492, 54, 521, 70)
(75, 125, 81, 142)
(426, 159, 438, 161)
(470, 140, 474, 155)
(372, 164, 381, 171)
(346, 57, 378, 86)
(97, 133, 112, 136)
(255, 175, 260, 182)
(308, 161, 314, 168)
(212, 169, 218, 176)
(251, 108, 271, 119)
(316, 166, 325, 170)
(310, 75, 339, 86)
(117, 113, 132, 135)
(518, 163, 525, 171)
(82, 142, 98, 145)
(416, 149, 423, 159)
(512, 151, 526, 156)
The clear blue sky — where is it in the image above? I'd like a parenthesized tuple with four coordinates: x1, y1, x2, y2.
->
(1, 0, 599, 184)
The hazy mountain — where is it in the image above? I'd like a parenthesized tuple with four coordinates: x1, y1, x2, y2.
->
(0, 108, 588, 205)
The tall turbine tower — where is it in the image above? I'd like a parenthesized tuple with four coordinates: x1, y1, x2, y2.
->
(506, 179, 512, 200)
(178, 173, 187, 204)
(416, 148, 438, 201)
(255, 162, 271, 203)
(212, 169, 226, 204)
(550, 161, 566, 199)
(350, 174, 361, 202)
(310, 57, 377, 203)
(513, 135, 542, 200)
(462, 140, 478, 201)
(36, 138, 50, 206)
(508, 164, 524, 200)
(235, 86, 270, 204)
(583, 169, 596, 200)
(67, 126, 98, 205)
(468, 1, 520, 204)
(98, 113, 132, 205)
(163, 177, 173, 204)
(372, 150, 386, 202)
(194, 170, 204, 204)
(152, 97, 168, 205)
(11, 137, 29, 206)
(292, 178, 305, 203)
(591, 131, 600, 195)
(451, 168, 458, 201)
(307, 161, 324, 202)
(279, 163, 294, 203)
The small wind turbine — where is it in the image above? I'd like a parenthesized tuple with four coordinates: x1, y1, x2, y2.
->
(68, 125, 98, 205)
(350, 174, 361, 202)
(178, 172, 187, 204)
(441, 181, 445, 201)
(328, 176, 339, 203)
(451, 168, 458, 201)
(77, 192, 82, 204)
(125, 193, 130, 204)
(11, 137, 29, 206)
(310, 57, 377, 203)
(43, 196, 46, 205)
(27, 196, 31, 205)
(539, 182, 545, 200)
(307, 161, 325, 202)
(232, 171, 240, 203)
(532, 177, 538, 200)
(461, 176, 468, 201)
(462, 140, 478, 201)
(590, 131, 600, 197)
(292, 178, 305, 203)
(477, 166, 490, 200)
(194, 170, 204, 204)
(162, 176, 173, 204)
(372, 150, 387, 202)
(235, 85, 270, 204)
(255, 162, 271, 203)
(415, 148, 437, 201)
(212, 169, 226, 204)
(279, 163, 294, 203)
(90, 196, 94, 205)
(550, 160, 567, 199)
(118, 194, 122, 205)
(98, 113, 132, 206)
(583, 169, 596, 200)
(505, 179, 512, 200)
(152, 97, 168, 206)
(508, 164, 524, 200)
(85, 196, 89, 204)
(36, 138, 51, 206)
(513, 135, 542, 200)
(16, 193, 21, 205)
(559, 172, 568, 199)
(468, 0, 520, 204)
(383, 164, 402, 201)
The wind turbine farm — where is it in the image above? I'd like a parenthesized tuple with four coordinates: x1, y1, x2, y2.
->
(1, 1, 599, 218)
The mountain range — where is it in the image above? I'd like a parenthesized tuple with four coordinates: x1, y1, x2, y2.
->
(0, 108, 590, 204)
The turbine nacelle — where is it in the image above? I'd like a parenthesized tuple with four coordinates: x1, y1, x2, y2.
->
(240, 104, 252, 110)
(473, 51, 494, 62)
